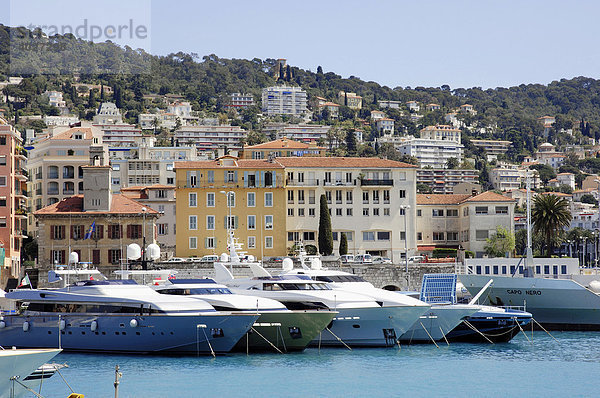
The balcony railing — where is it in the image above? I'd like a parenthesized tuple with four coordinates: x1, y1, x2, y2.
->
(63, 190, 75, 195)
(47, 189, 59, 195)
(286, 179, 319, 186)
(323, 180, 356, 186)
(360, 179, 394, 186)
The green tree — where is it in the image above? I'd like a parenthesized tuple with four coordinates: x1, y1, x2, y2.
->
(339, 233, 348, 256)
(530, 164, 556, 184)
(318, 194, 333, 256)
(446, 157, 459, 169)
(581, 193, 597, 205)
(417, 183, 432, 193)
(532, 194, 572, 256)
(345, 130, 357, 155)
(484, 226, 516, 257)
(87, 89, 96, 109)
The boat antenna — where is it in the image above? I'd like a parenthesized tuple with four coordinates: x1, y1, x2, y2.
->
(526, 171, 534, 276)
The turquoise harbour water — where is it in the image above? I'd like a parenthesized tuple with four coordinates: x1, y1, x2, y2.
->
(33, 332, 600, 398)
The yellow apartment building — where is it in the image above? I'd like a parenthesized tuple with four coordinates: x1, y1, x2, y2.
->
(174, 156, 286, 259)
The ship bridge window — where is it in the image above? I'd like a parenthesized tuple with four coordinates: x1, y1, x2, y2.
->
(24, 302, 163, 314)
(158, 288, 232, 295)
(264, 282, 331, 291)
(314, 275, 366, 283)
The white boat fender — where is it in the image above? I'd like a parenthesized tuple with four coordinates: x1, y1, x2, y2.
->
(23, 321, 29, 332)
(59, 320, 66, 331)
(588, 280, 600, 293)
(130, 319, 138, 328)
(0, 320, 5, 329)
(91, 320, 98, 332)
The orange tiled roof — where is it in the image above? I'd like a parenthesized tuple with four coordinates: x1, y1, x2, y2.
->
(175, 159, 285, 170)
(34, 194, 159, 216)
(463, 191, 516, 203)
(540, 192, 572, 197)
(49, 127, 95, 140)
(245, 138, 319, 150)
(417, 194, 472, 205)
(275, 157, 417, 169)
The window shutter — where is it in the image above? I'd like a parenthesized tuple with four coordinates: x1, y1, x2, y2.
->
(119, 225, 123, 239)
(126, 225, 131, 239)
(50, 226, 54, 240)
(205, 237, 209, 248)
(234, 216, 238, 229)
(60, 226, 65, 239)
(256, 171, 261, 187)
(234, 171, 238, 183)
(98, 225, 104, 239)
(244, 171, 248, 187)
(224, 170, 228, 182)
(61, 250, 65, 263)
(224, 216, 228, 229)
(186, 171, 191, 187)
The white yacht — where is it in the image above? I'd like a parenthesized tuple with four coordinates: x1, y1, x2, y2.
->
(153, 278, 336, 352)
(0, 280, 258, 355)
(0, 348, 62, 398)
(215, 262, 425, 347)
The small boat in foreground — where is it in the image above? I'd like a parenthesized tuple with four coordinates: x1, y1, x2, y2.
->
(0, 347, 62, 398)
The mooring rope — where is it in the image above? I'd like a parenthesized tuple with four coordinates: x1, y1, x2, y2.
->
(325, 327, 352, 350)
(419, 322, 440, 348)
(462, 320, 494, 344)
(250, 327, 284, 354)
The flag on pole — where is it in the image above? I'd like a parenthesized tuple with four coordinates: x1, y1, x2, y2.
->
(84, 221, 96, 240)
(18, 273, 31, 288)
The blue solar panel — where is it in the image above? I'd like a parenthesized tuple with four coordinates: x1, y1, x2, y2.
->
(420, 274, 457, 304)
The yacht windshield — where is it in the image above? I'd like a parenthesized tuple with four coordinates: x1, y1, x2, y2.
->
(157, 287, 232, 295)
(315, 275, 366, 283)
(263, 282, 331, 291)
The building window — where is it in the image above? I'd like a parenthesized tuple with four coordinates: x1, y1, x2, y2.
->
(205, 237, 215, 249)
(475, 206, 488, 215)
(399, 190, 406, 198)
(309, 208, 315, 217)
(189, 193, 197, 207)
(309, 190, 315, 204)
(108, 225, 122, 239)
(71, 225, 84, 240)
(0, 176, 6, 186)
(189, 215, 197, 230)
(157, 224, 168, 235)
(190, 237, 198, 249)
(362, 191, 369, 204)
(265, 192, 273, 207)
(298, 190, 305, 204)
(0, 136, 6, 145)
(298, 208, 305, 217)
(288, 208, 294, 217)
(417, 209, 422, 216)
(373, 208, 379, 216)
(248, 236, 256, 248)
(346, 208, 353, 216)
(377, 231, 390, 241)
(156, 190, 167, 199)
(247, 192, 255, 207)
(342, 231, 353, 241)
(417, 232, 423, 241)
(384, 208, 390, 216)
(207, 170, 214, 183)
(167, 177, 174, 184)
(288, 190, 294, 204)
(108, 249, 121, 265)
(463, 208, 469, 216)
(248, 215, 256, 230)
(265, 236, 273, 249)
(433, 232, 445, 241)
(363, 231, 375, 241)
(475, 230, 489, 240)
(226, 216, 237, 230)
(303, 232, 315, 241)
(399, 207, 406, 216)
(336, 190, 342, 204)
(447, 209, 459, 217)
(495, 206, 509, 214)
(51, 250, 66, 264)
(127, 225, 143, 239)
(51, 225, 65, 240)
(325, 191, 332, 204)
(226, 192, 236, 208)
(346, 191, 353, 204)
(207, 193, 215, 207)
(207, 215, 215, 230)
(447, 232, 459, 241)
(265, 215, 273, 230)
(336, 208, 342, 216)
(432, 209, 444, 217)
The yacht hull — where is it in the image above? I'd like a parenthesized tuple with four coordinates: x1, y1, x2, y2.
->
(310, 305, 428, 347)
(446, 308, 532, 343)
(399, 305, 479, 343)
(233, 310, 336, 353)
(0, 313, 258, 355)
(0, 348, 61, 398)
(460, 274, 600, 330)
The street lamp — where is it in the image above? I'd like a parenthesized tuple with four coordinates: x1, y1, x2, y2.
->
(399, 205, 410, 272)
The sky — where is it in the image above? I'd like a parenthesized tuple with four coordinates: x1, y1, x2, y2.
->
(3, 0, 600, 89)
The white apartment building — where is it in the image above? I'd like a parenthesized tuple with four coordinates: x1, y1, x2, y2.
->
(227, 93, 255, 109)
(523, 142, 565, 170)
(397, 125, 464, 169)
(43, 91, 66, 109)
(93, 102, 123, 124)
(569, 201, 598, 231)
(378, 100, 402, 109)
(43, 115, 79, 126)
(278, 157, 418, 262)
(416, 191, 515, 258)
(174, 125, 247, 150)
(376, 118, 395, 135)
(489, 167, 522, 191)
(168, 101, 192, 118)
(417, 168, 479, 194)
(371, 110, 385, 121)
(262, 86, 308, 116)
(263, 123, 331, 143)
(94, 123, 143, 147)
(109, 136, 198, 192)
(471, 139, 512, 160)
(121, 185, 177, 259)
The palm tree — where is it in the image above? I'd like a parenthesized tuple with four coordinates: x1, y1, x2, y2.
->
(532, 194, 572, 256)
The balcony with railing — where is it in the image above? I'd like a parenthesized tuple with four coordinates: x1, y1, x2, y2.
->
(360, 179, 394, 186)
(286, 178, 319, 186)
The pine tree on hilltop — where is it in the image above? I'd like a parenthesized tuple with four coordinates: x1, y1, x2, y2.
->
(286, 64, 291, 82)
(318, 194, 333, 256)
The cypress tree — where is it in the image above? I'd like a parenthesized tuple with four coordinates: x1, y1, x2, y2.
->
(278, 63, 284, 81)
(100, 83, 105, 100)
(318, 194, 333, 256)
(88, 89, 96, 109)
(345, 130, 357, 155)
(286, 65, 291, 82)
(339, 233, 348, 256)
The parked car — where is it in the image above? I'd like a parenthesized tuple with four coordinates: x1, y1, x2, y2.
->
(339, 254, 355, 264)
(187, 257, 202, 263)
(270, 257, 284, 263)
(200, 255, 219, 263)
(372, 256, 392, 264)
(408, 256, 424, 263)
(165, 257, 184, 263)
(354, 254, 373, 264)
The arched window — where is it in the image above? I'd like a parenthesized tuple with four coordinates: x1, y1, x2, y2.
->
(78, 166, 84, 178)
(63, 166, 74, 179)
(63, 181, 75, 195)
(78, 181, 84, 193)
(48, 166, 59, 179)
(47, 197, 59, 205)
(47, 181, 59, 195)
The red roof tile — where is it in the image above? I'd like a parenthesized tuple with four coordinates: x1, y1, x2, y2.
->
(34, 194, 159, 216)
(275, 157, 417, 168)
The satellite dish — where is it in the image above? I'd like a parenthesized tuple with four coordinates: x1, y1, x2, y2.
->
(282, 258, 294, 272)
(146, 243, 161, 260)
(310, 258, 322, 270)
(127, 243, 142, 260)
(68, 251, 79, 264)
